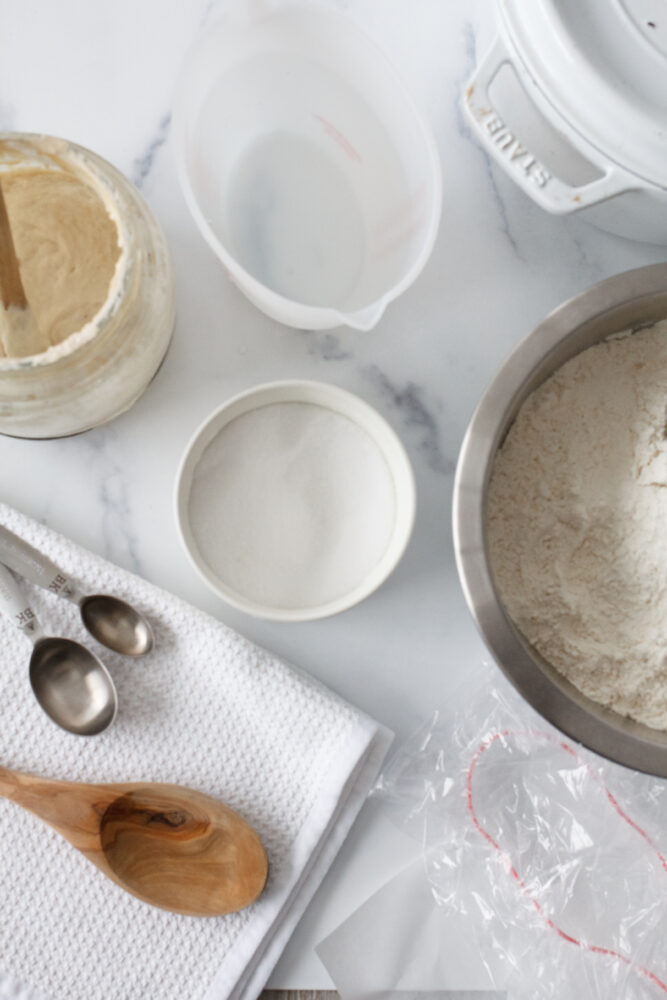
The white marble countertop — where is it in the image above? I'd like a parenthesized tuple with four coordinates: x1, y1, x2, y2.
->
(1, 0, 664, 991)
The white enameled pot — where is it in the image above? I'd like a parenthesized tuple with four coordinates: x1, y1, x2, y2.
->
(464, 0, 667, 244)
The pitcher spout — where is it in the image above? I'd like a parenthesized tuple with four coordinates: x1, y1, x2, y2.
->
(340, 299, 387, 331)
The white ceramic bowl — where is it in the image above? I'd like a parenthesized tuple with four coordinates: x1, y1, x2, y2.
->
(175, 380, 416, 621)
(173, 2, 442, 330)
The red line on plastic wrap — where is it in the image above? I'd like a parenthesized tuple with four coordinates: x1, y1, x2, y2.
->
(466, 730, 667, 993)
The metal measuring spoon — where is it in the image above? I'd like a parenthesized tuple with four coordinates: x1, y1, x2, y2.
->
(0, 563, 117, 735)
(78, 594, 153, 657)
(0, 524, 153, 656)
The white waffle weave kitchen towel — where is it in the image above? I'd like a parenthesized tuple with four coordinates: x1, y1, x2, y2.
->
(0, 503, 392, 1000)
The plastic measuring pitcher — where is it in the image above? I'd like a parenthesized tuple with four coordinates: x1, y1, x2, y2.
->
(174, 2, 442, 331)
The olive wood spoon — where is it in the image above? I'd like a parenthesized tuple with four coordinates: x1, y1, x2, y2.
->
(0, 766, 269, 916)
(0, 180, 50, 357)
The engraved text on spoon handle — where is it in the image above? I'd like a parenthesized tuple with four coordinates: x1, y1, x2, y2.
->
(0, 524, 82, 603)
(0, 562, 45, 643)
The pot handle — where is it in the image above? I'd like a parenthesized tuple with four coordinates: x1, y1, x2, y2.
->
(464, 37, 641, 215)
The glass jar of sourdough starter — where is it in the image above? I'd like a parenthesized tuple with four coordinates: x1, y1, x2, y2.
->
(0, 133, 174, 438)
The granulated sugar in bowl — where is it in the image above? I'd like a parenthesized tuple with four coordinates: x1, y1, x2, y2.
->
(175, 381, 416, 621)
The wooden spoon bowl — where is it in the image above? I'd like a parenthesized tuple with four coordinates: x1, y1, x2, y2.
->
(99, 784, 268, 915)
(0, 767, 268, 916)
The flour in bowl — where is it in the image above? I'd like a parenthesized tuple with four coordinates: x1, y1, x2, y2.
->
(487, 322, 667, 729)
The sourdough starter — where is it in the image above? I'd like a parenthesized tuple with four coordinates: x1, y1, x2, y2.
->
(0, 141, 121, 356)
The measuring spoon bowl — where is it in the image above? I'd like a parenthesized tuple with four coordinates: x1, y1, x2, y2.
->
(29, 636, 117, 736)
(80, 594, 153, 657)
(0, 562, 117, 735)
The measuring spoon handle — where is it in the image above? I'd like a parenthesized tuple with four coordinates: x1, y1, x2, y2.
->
(0, 562, 45, 644)
(0, 524, 83, 604)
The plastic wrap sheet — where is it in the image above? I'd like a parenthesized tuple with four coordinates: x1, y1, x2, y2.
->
(319, 664, 667, 1000)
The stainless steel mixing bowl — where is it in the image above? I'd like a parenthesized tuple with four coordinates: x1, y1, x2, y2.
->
(453, 262, 667, 776)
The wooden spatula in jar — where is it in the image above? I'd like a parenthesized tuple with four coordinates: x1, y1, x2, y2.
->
(0, 765, 269, 915)
(0, 181, 50, 357)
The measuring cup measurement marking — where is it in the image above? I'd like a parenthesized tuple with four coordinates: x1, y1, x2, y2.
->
(466, 729, 667, 994)
(312, 114, 362, 163)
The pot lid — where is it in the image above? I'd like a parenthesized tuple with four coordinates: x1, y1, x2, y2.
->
(499, 0, 667, 188)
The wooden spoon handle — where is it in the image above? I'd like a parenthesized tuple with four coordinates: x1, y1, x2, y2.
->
(0, 766, 113, 851)
(0, 181, 50, 356)
(0, 182, 27, 309)
(0, 765, 21, 799)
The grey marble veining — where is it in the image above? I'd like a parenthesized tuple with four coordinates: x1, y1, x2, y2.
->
(363, 365, 452, 476)
(76, 430, 145, 577)
(302, 331, 353, 362)
(132, 112, 172, 189)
